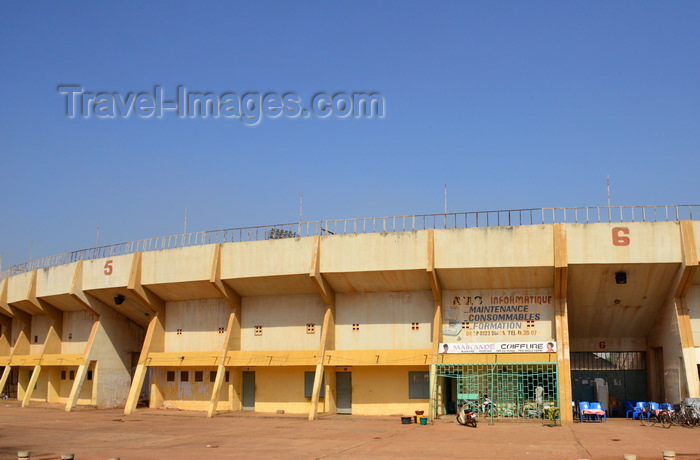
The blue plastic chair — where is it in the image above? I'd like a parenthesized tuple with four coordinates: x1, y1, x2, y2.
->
(590, 402, 607, 421)
(645, 402, 659, 420)
(630, 401, 645, 420)
(648, 402, 659, 410)
(623, 400, 635, 418)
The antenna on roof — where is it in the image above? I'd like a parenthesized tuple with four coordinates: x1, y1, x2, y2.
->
(607, 176, 612, 221)
(299, 194, 303, 223)
(444, 184, 447, 215)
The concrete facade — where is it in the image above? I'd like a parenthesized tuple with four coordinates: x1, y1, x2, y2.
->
(0, 219, 698, 423)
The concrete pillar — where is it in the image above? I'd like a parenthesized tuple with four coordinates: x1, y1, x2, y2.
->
(21, 364, 41, 407)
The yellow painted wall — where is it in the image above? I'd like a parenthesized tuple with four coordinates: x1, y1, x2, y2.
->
(0, 322, 10, 356)
(688, 286, 700, 346)
(566, 222, 682, 264)
(349, 366, 430, 416)
(164, 299, 230, 352)
(221, 237, 314, 278)
(249, 366, 325, 414)
(56, 365, 95, 405)
(61, 310, 95, 355)
(22, 367, 48, 402)
(335, 291, 433, 350)
(326, 349, 432, 367)
(5, 271, 33, 305)
(320, 231, 428, 272)
(241, 295, 325, 351)
(141, 246, 217, 284)
(90, 307, 145, 409)
(154, 367, 232, 411)
(569, 337, 647, 352)
(11, 317, 27, 353)
(30, 315, 52, 355)
(36, 262, 79, 297)
(434, 226, 554, 268)
(647, 296, 685, 402)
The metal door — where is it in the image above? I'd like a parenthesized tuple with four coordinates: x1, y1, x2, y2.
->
(434, 363, 559, 422)
(336, 372, 352, 414)
(570, 352, 647, 407)
(242, 371, 255, 411)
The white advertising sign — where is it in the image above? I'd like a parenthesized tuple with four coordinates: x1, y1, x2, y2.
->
(439, 341, 557, 354)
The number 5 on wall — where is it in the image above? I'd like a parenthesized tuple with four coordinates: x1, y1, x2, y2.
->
(104, 259, 113, 275)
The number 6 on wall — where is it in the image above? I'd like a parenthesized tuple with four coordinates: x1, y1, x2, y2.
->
(104, 259, 113, 275)
(612, 227, 630, 246)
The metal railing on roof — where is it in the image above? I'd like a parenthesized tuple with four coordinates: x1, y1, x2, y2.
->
(1, 204, 697, 280)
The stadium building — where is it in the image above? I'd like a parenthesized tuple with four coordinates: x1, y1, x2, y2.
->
(1, 205, 699, 423)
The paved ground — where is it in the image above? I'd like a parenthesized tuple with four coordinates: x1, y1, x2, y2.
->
(0, 402, 698, 460)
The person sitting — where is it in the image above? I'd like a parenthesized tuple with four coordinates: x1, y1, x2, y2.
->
(482, 394, 493, 413)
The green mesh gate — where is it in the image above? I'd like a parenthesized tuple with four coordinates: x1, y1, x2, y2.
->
(433, 363, 559, 423)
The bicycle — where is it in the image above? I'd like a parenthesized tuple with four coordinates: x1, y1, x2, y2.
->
(672, 400, 700, 427)
(640, 407, 672, 428)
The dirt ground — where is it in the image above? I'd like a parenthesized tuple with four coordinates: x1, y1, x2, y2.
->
(1, 401, 699, 460)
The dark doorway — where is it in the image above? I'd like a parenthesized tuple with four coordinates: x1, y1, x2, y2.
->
(336, 372, 352, 414)
(242, 371, 255, 411)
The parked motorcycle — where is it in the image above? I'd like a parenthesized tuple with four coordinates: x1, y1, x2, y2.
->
(456, 400, 478, 427)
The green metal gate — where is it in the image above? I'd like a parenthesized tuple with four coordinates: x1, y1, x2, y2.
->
(433, 363, 559, 423)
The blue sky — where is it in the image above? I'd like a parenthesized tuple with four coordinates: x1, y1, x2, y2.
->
(1, 1, 699, 268)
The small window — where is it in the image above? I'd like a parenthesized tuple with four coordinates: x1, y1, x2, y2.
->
(194, 371, 203, 382)
(408, 371, 429, 399)
(34, 335, 39, 343)
(167, 371, 175, 382)
(68, 333, 73, 340)
(181, 371, 189, 382)
(254, 326, 263, 336)
(352, 324, 359, 331)
(411, 322, 419, 330)
(461, 321, 470, 329)
(218, 327, 225, 334)
(210, 370, 217, 382)
(306, 323, 315, 334)
(177, 328, 183, 335)
(61, 370, 66, 380)
(225, 371, 230, 383)
(87, 370, 93, 381)
(69, 370, 75, 380)
(526, 321, 535, 328)
(304, 371, 325, 398)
